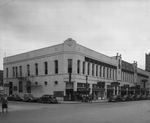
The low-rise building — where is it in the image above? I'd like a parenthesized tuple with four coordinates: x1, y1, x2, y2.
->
(3, 38, 150, 100)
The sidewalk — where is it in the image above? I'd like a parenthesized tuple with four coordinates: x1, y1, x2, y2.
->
(58, 99, 108, 104)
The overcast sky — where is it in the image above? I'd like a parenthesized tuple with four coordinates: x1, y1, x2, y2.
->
(0, 0, 150, 70)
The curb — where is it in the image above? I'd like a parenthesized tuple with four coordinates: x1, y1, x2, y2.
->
(58, 100, 108, 104)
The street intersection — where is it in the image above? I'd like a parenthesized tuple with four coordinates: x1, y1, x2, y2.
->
(1, 100, 150, 123)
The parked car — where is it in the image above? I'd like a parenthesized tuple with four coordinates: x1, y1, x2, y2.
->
(135, 95, 143, 100)
(122, 95, 132, 101)
(8, 94, 24, 101)
(38, 94, 58, 103)
(130, 95, 137, 101)
(141, 95, 148, 100)
(146, 95, 150, 100)
(23, 93, 38, 102)
(108, 95, 123, 102)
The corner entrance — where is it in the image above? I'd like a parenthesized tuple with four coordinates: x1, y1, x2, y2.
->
(65, 82, 74, 101)
(65, 89, 74, 101)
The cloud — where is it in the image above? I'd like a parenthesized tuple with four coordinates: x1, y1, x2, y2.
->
(0, 0, 150, 70)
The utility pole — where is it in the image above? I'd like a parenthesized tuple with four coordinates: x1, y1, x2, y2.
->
(86, 75, 88, 97)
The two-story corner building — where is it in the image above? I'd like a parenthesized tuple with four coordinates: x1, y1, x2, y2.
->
(3, 38, 150, 100)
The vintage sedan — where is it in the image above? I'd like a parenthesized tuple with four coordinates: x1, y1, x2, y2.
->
(130, 95, 137, 101)
(108, 95, 123, 102)
(23, 93, 39, 102)
(38, 94, 58, 104)
(8, 94, 24, 101)
(122, 95, 132, 101)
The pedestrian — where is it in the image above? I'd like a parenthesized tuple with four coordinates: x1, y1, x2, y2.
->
(1, 94, 8, 113)
(82, 94, 86, 102)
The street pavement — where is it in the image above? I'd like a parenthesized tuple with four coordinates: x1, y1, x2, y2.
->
(58, 99, 108, 104)
(1, 100, 150, 123)
(0, 99, 108, 112)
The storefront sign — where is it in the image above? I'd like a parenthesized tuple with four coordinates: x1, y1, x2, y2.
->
(122, 60, 134, 72)
(92, 88, 105, 91)
(77, 88, 90, 92)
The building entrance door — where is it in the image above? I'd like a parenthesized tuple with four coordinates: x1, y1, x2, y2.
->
(65, 82, 74, 101)
(66, 89, 74, 101)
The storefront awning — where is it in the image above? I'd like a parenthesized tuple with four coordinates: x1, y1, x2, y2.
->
(92, 88, 105, 91)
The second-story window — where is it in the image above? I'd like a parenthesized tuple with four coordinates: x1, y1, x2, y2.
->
(27, 64, 30, 76)
(44, 62, 48, 75)
(68, 59, 72, 73)
(107, 67, 109, 78)
(96, 65, 98, 76)
(103, 66, 105, 78)
(99, 66, 102, 77)
(13, 67, 15, 77)
(112, 69, 114, 79)
(110, 68, 112, 79)
(6, 68, 8, 78)
(83, 61, 85, 74)
(77, 60, 80, 74)
(87, 63, 90, 75)
(55, 60, 58, 74)
(19, 66, 22, 77)
(16, 67, 18, 77)
(19, 81, 23, 92)
(92, 64, 94, 76)
(35, 63, 38, 75)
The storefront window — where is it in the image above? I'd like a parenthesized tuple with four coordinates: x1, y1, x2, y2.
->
(77, 83, 83, 88)
(83, 83, 90, 88)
